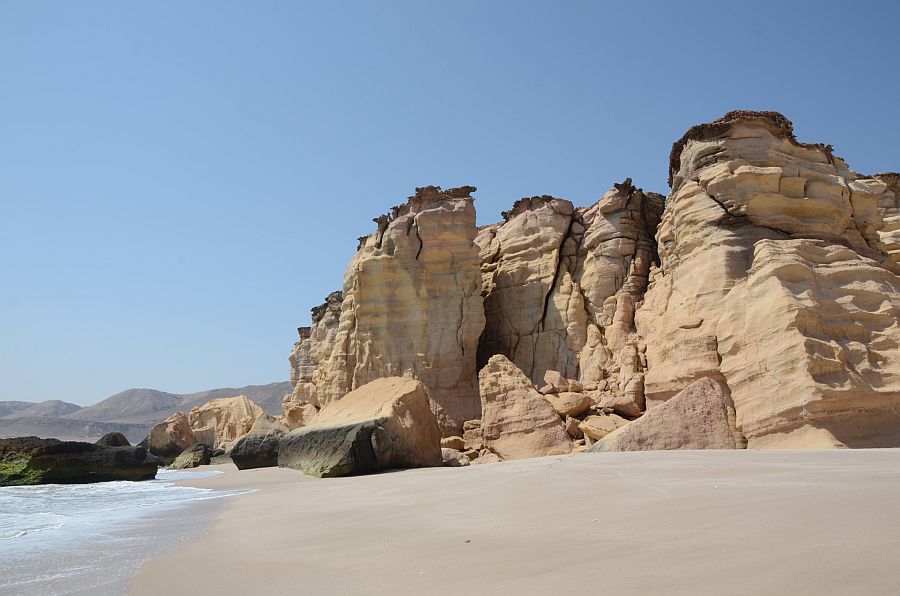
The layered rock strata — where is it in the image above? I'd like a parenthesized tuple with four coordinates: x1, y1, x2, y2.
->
(640, 110, 900, 448)
(475, 180, 664, 415)
(296, 187, 486, 435)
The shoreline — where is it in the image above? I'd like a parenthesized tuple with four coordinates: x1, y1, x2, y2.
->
(130, 450, 900, 595)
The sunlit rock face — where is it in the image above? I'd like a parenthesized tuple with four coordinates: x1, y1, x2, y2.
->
(475, 181, 664, 415)
(309, 186, 485, 435)
(638, 110, 900, 448)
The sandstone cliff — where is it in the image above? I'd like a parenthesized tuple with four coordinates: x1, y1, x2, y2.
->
(285, 111, 900, 453)
(638, 111, 900, 448)
(291, 186, 486, 435)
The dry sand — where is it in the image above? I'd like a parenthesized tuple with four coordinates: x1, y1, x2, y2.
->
(129, 450, 900, 595)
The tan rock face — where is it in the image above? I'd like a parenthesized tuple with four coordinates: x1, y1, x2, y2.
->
(590, 378, 738, 452)
(578, 414, 629, 441)
(476, 181, 663, 414)
(300, 187, 485, 436)
(640, 111, 900, 448)
(478, 355, 572, 460)
(277, 377, 442, 477)
(144, 411, 195, 461)
(189, 395, 264, 451)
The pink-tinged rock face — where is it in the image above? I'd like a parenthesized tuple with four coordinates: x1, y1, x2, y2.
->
(478, 355, 572, 460)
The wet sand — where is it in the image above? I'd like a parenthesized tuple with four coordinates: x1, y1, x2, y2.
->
(129, 450, 900, 595)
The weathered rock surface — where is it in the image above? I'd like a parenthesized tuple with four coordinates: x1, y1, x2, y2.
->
(543, 392, 591, 418)
(441, 447, 470, 467)
(591, 378, 738, 452)
(478, 355, 572, 460)
(278, 377, 442, 477)
(1, 436, 157, 485)
(141, 411, 196, 463)
(578, 414, 629, 441)
(189, 395, 263, 451)
(290, 187, 486, 436)
(191, 425, 216, 447)
(640, 110, 900, 448)
(170, 443, 212, 470)
(95, 431, 131, 447)
(440, 436, 466, 451)
(475, 181, 663, 419)
(231, 414, 289, 470)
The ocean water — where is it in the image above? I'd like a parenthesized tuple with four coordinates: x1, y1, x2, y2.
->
(0, 469, 250, 595)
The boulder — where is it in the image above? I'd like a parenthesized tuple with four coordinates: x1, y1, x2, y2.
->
(542, 371, 583, 394)
(282, 400, 319, 430)
(590, 378, 738, 452)
(579, 414, 629, 441)
(543, 392, 591, 418)
(141, 412, 196, 463)
(565, 416, 584, 439)
(1, 436, 157, 486)
(441, 448, 470, 467)
(277, 377, 442, 478)
(189, 395, 263, 451)
(170, 443, 212, 470)
(191, 426, 216, 447)
(95, 432, 131, 447)
(470, 452, 502, 465)
(231, 414, 289, 470)
(478, 355, 572, 460)
(595, 390, 643, 418)
(440, 436, 466, 451)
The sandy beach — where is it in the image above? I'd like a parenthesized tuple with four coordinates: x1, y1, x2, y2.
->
(129, 450, 900, 595)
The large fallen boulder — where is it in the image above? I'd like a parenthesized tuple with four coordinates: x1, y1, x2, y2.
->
(231, 414, 289, 470)
(189, 395, 263, 451)
(1, 436, 157, 486)
(141, 411, 196, 463)
(170, 443, 213, 470)
(590, 378, 738, 452)
(277, 377, 442, 478)
(478, 355, 572, 460)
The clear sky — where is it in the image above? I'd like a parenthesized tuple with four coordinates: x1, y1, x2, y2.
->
(1, 1, 898, 405)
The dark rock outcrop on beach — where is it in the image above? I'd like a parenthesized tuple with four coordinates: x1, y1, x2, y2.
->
(0, 436, 158, 486)
(278, 378, 442, 478)
(170, 443, 212, 470)
(231, 414, 288, 470)
(95, 431, 131, 447)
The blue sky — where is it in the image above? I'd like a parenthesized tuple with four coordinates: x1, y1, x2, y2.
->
(1, 1, 898, 405)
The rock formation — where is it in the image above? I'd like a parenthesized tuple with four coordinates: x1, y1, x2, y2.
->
(142, 411, 196, 462)
(170, 443, 213, 470)
(282, 111, 899, 456)
(1, 436, 157, 485)
(475, 181, 663, 407)
(278, 377, 442, 477)
(478, 355, 572, 459)
(189, 395, 263, 451)
(291, 187, 486, 436)
(590, 378, 738, 452)
(640, 110, 900, 448)
(231, 414, 289, 470)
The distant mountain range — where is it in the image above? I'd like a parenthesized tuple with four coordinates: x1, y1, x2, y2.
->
(0, 381, 291, 443)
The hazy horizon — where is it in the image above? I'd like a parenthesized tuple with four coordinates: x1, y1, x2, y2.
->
(2, 1, 899, 405)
